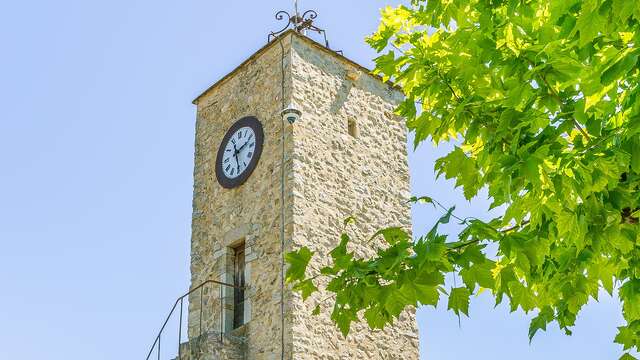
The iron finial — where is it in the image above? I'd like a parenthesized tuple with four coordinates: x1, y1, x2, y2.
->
(267, 4, 339, 53)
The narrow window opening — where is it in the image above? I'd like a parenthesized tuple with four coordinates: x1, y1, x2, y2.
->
(348, 118, 358, 138)
(232, 242, 245, 329)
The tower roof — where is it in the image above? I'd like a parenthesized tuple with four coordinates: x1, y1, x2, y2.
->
(192, 30, 401, 105)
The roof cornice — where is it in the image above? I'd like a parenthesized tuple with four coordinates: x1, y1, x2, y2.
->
(192, 30, 402, 105)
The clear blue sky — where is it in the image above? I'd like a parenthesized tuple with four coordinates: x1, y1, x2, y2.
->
(0, 0, 630, 359)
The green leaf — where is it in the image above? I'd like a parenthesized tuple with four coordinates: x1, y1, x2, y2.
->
(285, 247, 314, 283)
(312, 305, 321, 316)
(415, 267, 445, 286)
(620, 280, 640, 321)
(364, 306, 388, 330)
(448, 287, 470, 316)
(529, 307, 555, 342)
(460, 261, 495, 291)
(631, 138, 640, 174)
(613, 0, 636, 23)
(508, 281, 536, 313)
(601, 51, 639, 85)
(415, 284, 440, 307)
(366, 25, 395, 52)
(585, 82, 616, 110)
(343, 216, 357, 226)
(576, 0, 603, 47)
(502, 22, 522, 56)
(523, 157, 541, 187)
(320, 266, 337, 275)
(372, 227, 410, 245)
(373, 51, 398, 80)
(331, 306, 358, 337)
(619, 353, 638, 360)
(614, 326, 638, 351)
(293, 279, 318, 300)
(367, 5, 411, 51)
(383, 290, 406, 317)
(330, 234, 353, 270)
(435, 148, 481, 200)
(409, 195, 434, 205)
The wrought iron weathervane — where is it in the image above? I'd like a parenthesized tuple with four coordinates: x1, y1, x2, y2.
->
(267, 0, 338, 52)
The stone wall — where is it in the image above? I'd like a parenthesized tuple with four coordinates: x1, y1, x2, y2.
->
(188, 31, 419, 359)
(177, 332, 245, 360)
(189, 33, 295, 359)
(287, 35, 419, 359)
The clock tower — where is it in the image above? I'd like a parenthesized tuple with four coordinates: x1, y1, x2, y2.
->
(182, 25, 419, 360)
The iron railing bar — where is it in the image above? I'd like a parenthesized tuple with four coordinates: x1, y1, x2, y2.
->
(211, 282, 216, 339)
(157, 335, 160, 360)
(145, 279, 243, 360)
(145, 300, 180, 360)
(199, 286, 204, 338)
(178, 298, 183, 359)
(219, 285, 223, 343)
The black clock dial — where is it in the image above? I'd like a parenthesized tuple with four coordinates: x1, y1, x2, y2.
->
(215, 116, 264, 189)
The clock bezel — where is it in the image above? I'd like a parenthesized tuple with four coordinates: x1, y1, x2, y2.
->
(215, 116, 264, 189)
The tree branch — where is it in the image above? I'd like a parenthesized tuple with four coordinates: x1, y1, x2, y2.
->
(501, 220, 531, 233)
(446, 220, 531, 250)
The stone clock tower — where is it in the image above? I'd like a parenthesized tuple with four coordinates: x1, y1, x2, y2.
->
(182, 26, 419, 360)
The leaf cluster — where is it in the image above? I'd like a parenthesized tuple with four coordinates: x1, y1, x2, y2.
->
(288, 0, 640, 358)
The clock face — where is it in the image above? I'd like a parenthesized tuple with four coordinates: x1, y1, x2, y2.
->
(221, 126, 256, 179)
(215, 116, 264, 188)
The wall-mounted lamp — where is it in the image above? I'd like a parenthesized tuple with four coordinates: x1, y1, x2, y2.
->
(281, 104, 302, 125)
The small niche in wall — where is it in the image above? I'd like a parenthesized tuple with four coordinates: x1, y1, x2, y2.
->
(347, 118, 359, 138)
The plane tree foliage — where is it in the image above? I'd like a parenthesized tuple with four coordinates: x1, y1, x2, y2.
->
(286, 0, 640, 357)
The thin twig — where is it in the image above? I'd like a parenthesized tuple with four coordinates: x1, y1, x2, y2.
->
(500, 220, 531, 233)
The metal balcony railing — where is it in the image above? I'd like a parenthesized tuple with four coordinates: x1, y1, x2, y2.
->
(145, 279, 243, 360)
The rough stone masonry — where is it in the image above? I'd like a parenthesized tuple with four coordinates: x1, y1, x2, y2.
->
(185, 30, 419, 359)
